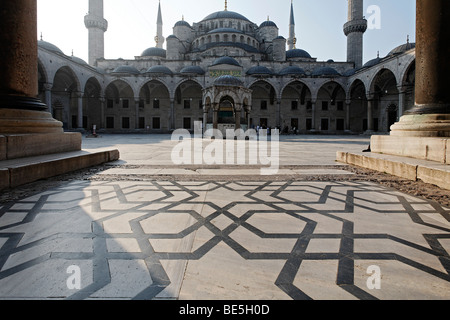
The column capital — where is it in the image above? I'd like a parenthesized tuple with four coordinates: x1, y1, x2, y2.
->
(43, 83, 53, 91)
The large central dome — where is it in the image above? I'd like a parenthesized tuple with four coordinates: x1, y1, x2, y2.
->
(202, 10, 250, 22)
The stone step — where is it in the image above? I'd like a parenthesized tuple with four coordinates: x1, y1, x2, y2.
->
(337, 151, 450, 190)
(0, 149, 119, 190)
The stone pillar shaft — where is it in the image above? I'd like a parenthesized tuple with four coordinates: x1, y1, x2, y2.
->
(311, 101, 316, 130)
(367, 100, 374, 131)
(409, 0, 450, 114)
(389, 0, 450, 137)
(0, 0, 46, 110)
(0, 0, 81, 159)
(77, 93, 83, 129)
(345, 100, 351, 131)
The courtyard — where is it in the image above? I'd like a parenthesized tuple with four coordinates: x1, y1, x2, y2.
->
(0, 134, 449, 300)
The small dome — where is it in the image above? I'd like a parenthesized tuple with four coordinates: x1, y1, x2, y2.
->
(167, 35, 178, 40)
(207, 27, 243, 34)
(363, 56, 383, 68)
(286, 48, 312, 59)
(274, 36, 286, 40)
(112, 65, 140, 75)
(279, 66, 306, 76)
(211, 56, 241, 67)
(214, 75, 244, 87)
(343, 68, 357, 77)
(388, 42, 415, 56)
(147, 65, 173, 75)
(95, 67, 106, 75)
(70, 56, 88, 65)
(246, 66, 273, 76)
(202, 11, 250, 22)
(38, 40, 64, 55)
(141, 47, 167, 58)
(312, 67, 341, 77)
(174, 20, 191, 28)
(180, 66, 205, 75)
(259, 20, 278, 28)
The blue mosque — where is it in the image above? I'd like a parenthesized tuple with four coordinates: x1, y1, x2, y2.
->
(37, 0, 416, 135)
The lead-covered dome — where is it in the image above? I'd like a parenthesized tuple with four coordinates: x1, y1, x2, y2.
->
(363, 56, 383, 68)
(147, 65, 173, 75)
(214, 75, 244, 87)
(388, 42, 415, 56)
(174, 20, 192, 28)
(112, 65, 140, 75)
(202, 11, 250, 22)
(259, 20, 278, 28)
(141, 47, 167, 58)
(180, 66, 205, 75)
(246, 66, 273, 76)
(279, 66, 306, 76)
(38, 40, 65, 55)
(286, 48, 312, 59)
(211, 56, 241, 67)
(312, 67, 341, 77)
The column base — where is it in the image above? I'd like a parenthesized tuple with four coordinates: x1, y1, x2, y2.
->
(390, 114, 450, 137)
(0, 133, 82, 161)
(0, 95, 47, 111)
(0, 108, 81, 160)
(0, 108, 64, 134)
(371, 135, 449, 164)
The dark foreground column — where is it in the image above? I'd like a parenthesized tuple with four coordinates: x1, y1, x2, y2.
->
(0, 0, 46, 110)
(0, 0, 81, 158)
(390, 0, 450, 137)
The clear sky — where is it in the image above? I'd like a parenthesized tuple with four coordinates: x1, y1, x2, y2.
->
(37, 0, 415, 64)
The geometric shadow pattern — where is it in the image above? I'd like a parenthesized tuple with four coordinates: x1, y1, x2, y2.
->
(0, 180, 449, 300)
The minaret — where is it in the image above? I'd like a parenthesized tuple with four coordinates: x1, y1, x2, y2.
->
(287, 0, 296, 50)
(343, 0, 367, 69)
(84, 0, 108, 66)
(155, 1, 165, 49)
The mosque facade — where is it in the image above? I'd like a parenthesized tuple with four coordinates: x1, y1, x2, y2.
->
(37, 0, 416, 135)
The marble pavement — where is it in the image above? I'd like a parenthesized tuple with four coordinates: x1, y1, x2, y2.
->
(0, 135, 449, 300)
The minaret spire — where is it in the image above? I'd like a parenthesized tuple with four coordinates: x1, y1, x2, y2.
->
(155, 0, 165, 48)
(287, 0, 297, 50)
(225, 0, 228, 11)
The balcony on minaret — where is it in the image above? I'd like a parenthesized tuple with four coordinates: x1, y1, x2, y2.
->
(343, 18, 367, 36)
(84, 13, 108, 32)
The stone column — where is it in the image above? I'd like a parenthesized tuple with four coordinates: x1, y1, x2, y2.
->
(371, 0, 450, 164)
(99, 96, 106, 129)
(0, 0, 64, 134)
(135, 98, 140, 129)
(390, 0, 450, 137)
(276, 99, 281, 128)
(0, 0, 81, 159)
(235, 105, 242, 131)
(203, 110, 208, 135)
(397, 86, 406, 119)
(213, 104, 219, 130)
(77, 92, 84, 129)
(310, 101, 316, 130)
(345, 100, 351, 131)
(44, 83, 53, 115)
(366, 98, 374, 132)
(170, 99, 175, 130)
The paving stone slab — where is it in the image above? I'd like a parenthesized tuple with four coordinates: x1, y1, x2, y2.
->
(0, 180, 448, 300)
